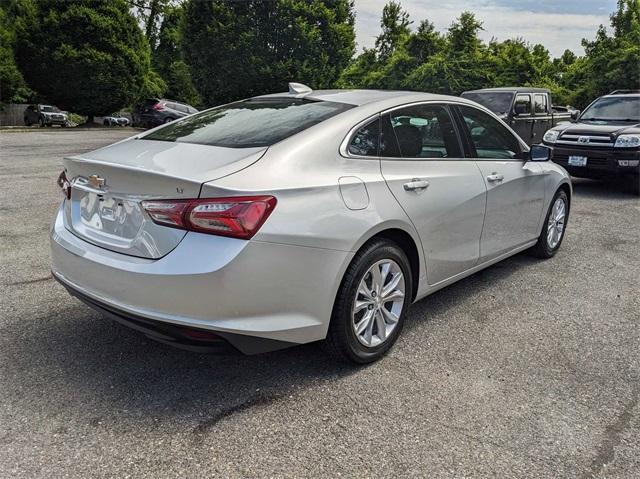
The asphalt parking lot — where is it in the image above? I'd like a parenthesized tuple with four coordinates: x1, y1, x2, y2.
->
(1, 129, 639, 478)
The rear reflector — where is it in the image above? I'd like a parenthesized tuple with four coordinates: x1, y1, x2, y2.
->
(141, 196, 277, 239)
(57, 170, 71, 199)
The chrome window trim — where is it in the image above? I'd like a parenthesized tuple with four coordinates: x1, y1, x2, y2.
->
(340, 99, 528, 161)
(340, 100, 472, 161)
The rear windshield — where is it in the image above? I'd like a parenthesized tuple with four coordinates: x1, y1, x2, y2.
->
(461, 92, 514, 115)
(143, 98, 354, 148)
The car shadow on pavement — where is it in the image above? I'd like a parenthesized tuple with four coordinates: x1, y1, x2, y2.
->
(9, 251, 538, 432)
(9, 298, 360, 429)
(403, 251, 539, 336)
(571, 177, 639, 199)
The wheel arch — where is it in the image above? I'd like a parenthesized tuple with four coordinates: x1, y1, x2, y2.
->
(350, 224, 423, 302)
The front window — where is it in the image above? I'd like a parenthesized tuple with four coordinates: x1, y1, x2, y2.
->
(514, 94, 532, 115)
(40, 105, 56, 112)
(461, 92, 514, 115)
(581, 96, 640, 121)
(144, 98, 354, 148)
(384, 104, 462, 159)
(459, 105, 521, 160)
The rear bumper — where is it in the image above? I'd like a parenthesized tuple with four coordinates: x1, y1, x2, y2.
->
(51, 204, 352, 353)
(549, 145, 640, 179)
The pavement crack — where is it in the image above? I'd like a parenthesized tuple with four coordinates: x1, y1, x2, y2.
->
(8, 275, 53, 286)
(584, 389, 638, 478)
(192, 391, 283, 436)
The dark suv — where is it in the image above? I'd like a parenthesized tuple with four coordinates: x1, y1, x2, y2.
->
(542, 91, 639, 194)
(132, 99, 198, 128)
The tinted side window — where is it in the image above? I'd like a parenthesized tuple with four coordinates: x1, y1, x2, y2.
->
(515, 94, 531, 115)
(388, 104, 461, 159)
(534, 94, 548, 114)
(348, 118, 380, 157)
(459, 105, 521, 160)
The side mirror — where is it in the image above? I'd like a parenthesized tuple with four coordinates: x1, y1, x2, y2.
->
(571, 110, 580, 120)
(529, 144, 551, 162)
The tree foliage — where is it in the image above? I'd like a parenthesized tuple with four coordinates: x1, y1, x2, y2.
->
(0, 0, 33, 104)
(15, 0, 160, 118)
(183, 0, 356, 106)
(152, 5, 200, 105)
(339, 0, 640, 109)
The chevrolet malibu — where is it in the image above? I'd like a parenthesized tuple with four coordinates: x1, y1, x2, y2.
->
(51, 84, 571, 363)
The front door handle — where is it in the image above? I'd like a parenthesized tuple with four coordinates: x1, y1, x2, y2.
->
(486, 173, 504, 182)
(403, 179, 429, 191)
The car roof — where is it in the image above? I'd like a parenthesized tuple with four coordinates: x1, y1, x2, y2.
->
(463, 87, 550, 94)
(253, 89, 468, 107)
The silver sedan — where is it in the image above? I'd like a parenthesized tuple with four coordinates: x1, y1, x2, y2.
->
(51, 84, 571, 363)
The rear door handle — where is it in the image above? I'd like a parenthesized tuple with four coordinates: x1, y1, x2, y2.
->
(486, 173, 504, 182)
(403, 179, 429, 191)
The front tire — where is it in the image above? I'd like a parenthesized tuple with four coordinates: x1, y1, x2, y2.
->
(530, 189, 569, 258)
(325, 239, 412, 363)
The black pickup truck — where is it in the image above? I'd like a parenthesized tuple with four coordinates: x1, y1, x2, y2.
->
(461, 87, 576, 145)
(541, 90, 640, 194)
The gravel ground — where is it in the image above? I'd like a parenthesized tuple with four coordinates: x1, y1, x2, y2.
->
(1, 129, 639, 478)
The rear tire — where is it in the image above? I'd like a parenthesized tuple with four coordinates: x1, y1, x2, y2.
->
(325, 239, 412, 364)
(530, 189, 569, 259)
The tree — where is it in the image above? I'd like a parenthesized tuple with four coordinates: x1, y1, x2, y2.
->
(15, 0, 161, 120)
(152, 5, 200, 105)
(375, 1, 411, 62)
(127, 0, 172, 48)
(564, 0, 640, 107)
(183, 0, 355, 106)
(0, 0, 33, 104)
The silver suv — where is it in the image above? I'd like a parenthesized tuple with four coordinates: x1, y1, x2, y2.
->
(24, 104, 68, 127)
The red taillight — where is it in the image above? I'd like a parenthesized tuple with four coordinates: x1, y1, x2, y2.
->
(57, 170, 71, 199)
(141, 196, 277, 239)
(152, 102, 165, 111)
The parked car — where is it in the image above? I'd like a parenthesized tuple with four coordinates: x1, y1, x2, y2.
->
(132, 99, 198, 128)
(24, 104, 68, 127)
(103, 113, 130, 127)
(51, 84, 571, 363)
(461, 87, 576, 145)
(542, 90, 639, 194)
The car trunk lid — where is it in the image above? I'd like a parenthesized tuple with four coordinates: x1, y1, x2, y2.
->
(62, 138, 266, 258)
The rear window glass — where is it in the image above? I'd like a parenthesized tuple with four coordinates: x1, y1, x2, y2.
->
(144, 98, 354, 148)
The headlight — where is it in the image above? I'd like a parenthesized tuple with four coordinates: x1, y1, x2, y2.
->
(614, 134, 640, 148)
(543, 130, 560, 143)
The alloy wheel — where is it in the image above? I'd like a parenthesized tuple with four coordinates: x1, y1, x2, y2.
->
(352, 259, 405, 347)
(547, 197, 566, 249)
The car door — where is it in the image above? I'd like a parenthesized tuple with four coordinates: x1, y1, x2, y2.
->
(380, 103, 487, 285)
(511, 93, 534, 144)
(532, 93, 551, 144)
(456, 104, 546, 262)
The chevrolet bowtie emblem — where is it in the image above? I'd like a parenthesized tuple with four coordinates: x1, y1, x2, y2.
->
(88, 174, 106, 188)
